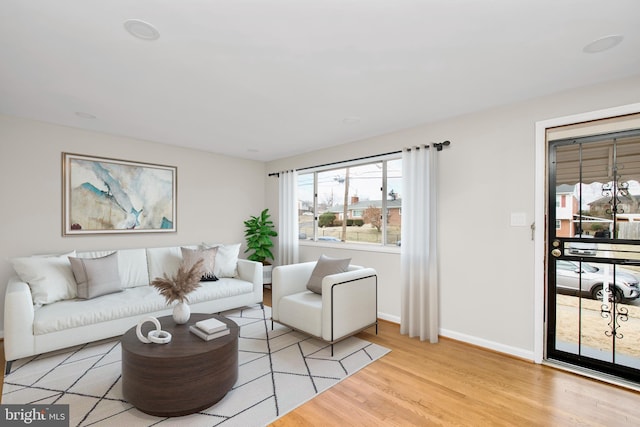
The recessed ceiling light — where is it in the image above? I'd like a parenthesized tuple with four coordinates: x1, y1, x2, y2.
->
(247, 148, 259, 153)
(583, 35, 623, 53)
(75, 111, 96, 119)
(124, 19, 160, 41)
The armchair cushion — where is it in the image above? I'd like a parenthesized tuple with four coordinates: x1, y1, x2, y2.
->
(306, 254, 351, 294)
(278, 291, 323, 337)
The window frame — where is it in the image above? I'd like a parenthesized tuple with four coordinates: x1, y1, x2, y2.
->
(297, 154, 402, 248)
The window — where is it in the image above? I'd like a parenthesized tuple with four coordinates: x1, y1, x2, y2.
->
(298, 157, 402, 246)
(556, 219, 561, 229)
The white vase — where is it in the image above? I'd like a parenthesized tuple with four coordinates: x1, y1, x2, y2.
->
(173, 301, 190, 324)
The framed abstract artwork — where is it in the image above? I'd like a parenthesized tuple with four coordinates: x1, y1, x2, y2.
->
(62, 153, 177, 235)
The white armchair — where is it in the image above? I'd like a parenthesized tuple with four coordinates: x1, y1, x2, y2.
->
(271, 260, 378, 354)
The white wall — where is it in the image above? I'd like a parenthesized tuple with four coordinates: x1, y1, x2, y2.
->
(0, 115, 266, 333)
(266, 74, 640, 360)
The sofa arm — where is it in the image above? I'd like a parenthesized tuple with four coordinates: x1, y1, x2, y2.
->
(321, 267, 378, 342)
(237, 259, 262, 286)
(271, 262, 317, 321)
(4, 277, 36, 362)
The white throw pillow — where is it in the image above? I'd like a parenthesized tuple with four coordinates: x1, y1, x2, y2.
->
(10, 251, 78, 306)
(202, 243, 241, 278)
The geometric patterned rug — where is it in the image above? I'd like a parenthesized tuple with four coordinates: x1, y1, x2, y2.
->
(2, 304, 390, 426)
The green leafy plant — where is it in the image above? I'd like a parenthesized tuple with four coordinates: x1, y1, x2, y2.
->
(244, 208, 278, 264)
(319, 211, 336, 227)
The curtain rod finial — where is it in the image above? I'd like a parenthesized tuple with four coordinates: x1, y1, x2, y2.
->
(433, 140, 451, 151)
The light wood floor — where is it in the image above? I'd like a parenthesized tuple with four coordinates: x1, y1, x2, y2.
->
(3, 290, 640, 426)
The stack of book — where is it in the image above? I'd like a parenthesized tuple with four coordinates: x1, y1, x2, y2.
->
(189, 317, 230, 341)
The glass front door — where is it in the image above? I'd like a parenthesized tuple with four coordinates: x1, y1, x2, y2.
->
(547, 129, 640, 382)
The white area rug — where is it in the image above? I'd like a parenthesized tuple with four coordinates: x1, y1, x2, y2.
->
(2, 305, 389, 426)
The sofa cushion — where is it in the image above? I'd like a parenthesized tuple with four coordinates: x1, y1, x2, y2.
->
(69, 252, 123, 299)
(202, 243, 241, 278)
(10, 251, 78, 306)
(306, 255, 351, 294)
(181, 246, 218, 281)
(77, 249, 150, 288)
(147, 246, 190, 281)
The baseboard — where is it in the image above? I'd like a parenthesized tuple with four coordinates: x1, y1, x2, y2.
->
(368, 314, 535, 362)
(377, 312, 400, 324)
(439, 328, 535, 362)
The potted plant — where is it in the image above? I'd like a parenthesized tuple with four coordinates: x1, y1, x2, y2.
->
(244, 208, 278, 285)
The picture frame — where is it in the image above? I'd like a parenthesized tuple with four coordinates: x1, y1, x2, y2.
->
(62, 153, 177, 235)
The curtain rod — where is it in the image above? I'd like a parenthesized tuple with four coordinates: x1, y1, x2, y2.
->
(268, 140, 450, 177)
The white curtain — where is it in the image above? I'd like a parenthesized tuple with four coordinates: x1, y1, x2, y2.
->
(400, 146, 439, 343)
(278, 170, 299, 266)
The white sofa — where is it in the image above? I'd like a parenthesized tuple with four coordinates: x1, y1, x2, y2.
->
(4, 244, 262, 373)
(271, 260, 377, 353)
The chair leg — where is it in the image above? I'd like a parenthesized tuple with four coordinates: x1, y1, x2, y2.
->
(271, 319, 274, 330)
(5, 360, 13, 375)
(331, 344, 334, 357)
(376, 321, 378, 335)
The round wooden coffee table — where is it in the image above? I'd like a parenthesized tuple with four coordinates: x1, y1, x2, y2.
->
(121, 313, 239, 417)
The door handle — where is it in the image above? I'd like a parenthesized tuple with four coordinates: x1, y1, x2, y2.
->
(551, 249, 562, 257)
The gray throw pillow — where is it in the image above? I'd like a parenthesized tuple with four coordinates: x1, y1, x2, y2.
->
(69, 252, 123, 299)
(306, 254, 351, 294)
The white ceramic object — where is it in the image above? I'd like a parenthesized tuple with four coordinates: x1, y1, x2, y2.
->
(147, 329, 172, 344)
(136, 316, 161, 343)
(136, 316, 172, 344)
(173, 301, 190, 324)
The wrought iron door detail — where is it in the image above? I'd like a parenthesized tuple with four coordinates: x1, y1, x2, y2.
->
(601, 302, 628, 340)
(601, 141, 630, 218)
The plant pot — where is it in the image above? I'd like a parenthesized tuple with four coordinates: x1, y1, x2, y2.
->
(173, 301, 190, 324)
(263, 264, 273, 286)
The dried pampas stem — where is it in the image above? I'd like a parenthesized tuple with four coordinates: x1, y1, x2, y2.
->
(151, 258, 204, 304)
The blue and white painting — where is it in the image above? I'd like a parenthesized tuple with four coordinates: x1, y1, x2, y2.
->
(64, 154, 176, 234)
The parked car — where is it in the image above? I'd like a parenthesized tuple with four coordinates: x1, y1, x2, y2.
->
(555, 260, 640, 302)
(317, 236, 341, 242)
(567, 234, 597, 256)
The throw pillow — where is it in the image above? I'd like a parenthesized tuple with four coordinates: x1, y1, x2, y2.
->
(181, 246, 219, 281)
(202, 243, 241, 278)
(68, 252, 123, 299)
(10, 251, 78, 306)
(306, 254, 351, 294)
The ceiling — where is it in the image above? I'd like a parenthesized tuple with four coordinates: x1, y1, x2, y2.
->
(1, 1, 639, 162)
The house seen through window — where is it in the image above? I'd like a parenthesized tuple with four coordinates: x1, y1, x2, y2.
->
(297, 158, 402, 246)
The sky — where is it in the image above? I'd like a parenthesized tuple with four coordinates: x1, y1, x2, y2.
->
(298, 159, 402, 207)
